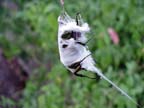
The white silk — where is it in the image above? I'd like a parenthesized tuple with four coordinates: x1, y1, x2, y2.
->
(58, 13, 91, 67)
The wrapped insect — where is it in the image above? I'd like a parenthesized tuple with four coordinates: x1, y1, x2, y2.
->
(57, 1, 141, 107)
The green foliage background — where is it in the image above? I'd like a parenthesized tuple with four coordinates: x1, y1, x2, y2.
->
(0, 0, 144, 108)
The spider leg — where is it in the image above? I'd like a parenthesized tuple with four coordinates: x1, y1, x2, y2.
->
(73, 64, 96, 79)
(85, 32, 96, 45)
(75, 12, 82, 26)
(76, 42, 86, 46)
(68, 54, 96, 79)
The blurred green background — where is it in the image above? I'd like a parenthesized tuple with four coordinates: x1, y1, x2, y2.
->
(0, 0, 144, 108)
